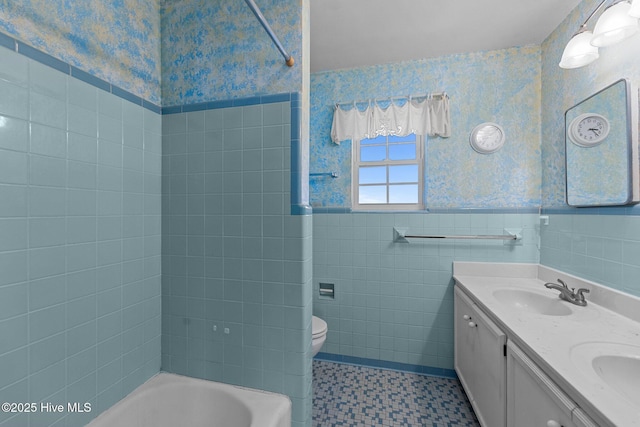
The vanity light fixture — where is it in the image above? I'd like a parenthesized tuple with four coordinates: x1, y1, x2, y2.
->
(559, 30, 599, 69)
(559, 0, 639, 69)
(591, 1, 639, 46)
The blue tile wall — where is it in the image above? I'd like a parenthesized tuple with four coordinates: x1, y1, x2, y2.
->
(161, 100, 313, 427)
(0, 43, 162, 427)
(540, 212, 640, 297)
(312, 212, 540, 370)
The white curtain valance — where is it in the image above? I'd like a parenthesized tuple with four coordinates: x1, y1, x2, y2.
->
(331, 95, 451, 144)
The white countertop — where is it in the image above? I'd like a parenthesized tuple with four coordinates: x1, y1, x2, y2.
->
(453, 262, 640, 427)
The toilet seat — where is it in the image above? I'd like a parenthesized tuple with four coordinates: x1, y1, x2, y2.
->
(312, 316, 327, 338)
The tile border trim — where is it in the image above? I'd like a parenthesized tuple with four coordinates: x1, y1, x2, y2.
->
(314, 352, 457, 379)
(542, 205, 640, 216)
(290, 92, 311, 216)
(0, 31, 162, 113)
(313, 206, 640, 215)
(161, 92, 296, 114)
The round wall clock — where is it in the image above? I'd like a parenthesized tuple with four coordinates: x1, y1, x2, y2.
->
(568, 113, 610, 147)
(469, 122, 505, 154)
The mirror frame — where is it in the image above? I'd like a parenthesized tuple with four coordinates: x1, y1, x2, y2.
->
(564, 78, 639, 207)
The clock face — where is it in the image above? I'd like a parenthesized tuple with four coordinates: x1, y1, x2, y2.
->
(470, 123, 505, 154)
(569, 113, 610, 147)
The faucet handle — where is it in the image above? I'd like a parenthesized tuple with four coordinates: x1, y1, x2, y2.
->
(557, 278, 569, 289)
(575, 288, 590, 301)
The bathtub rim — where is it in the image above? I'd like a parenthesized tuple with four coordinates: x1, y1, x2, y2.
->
(86, 371, 292, 427)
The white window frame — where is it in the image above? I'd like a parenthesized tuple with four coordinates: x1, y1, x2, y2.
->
(352, 134, 425, 211)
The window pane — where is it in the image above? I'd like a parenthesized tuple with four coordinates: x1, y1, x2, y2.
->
(359, 166, 386, 184)
(360, 135, 386, 145)
(389, 143, 416, 160)
(359, 185, 387, 204)
(388, 134, 416, 143)
(389, 184, 418, 203)
(360, 145, 386, 162)
(389, 165, 418, 183)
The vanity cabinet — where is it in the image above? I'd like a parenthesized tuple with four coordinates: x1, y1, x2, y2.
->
(454, 287, 506, 427)
(454, 284, 599, 427)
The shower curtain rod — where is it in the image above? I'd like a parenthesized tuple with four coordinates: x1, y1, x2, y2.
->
(335, 92, 448, 109)
(244, 0, 294, 67)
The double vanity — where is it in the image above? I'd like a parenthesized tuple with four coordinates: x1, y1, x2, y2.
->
(453, 262, 640, 427)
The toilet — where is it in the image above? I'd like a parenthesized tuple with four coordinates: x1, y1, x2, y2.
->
(311, 315, 328, 357)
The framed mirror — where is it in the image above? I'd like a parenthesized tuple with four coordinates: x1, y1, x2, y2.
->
(565, 78, 639, 207)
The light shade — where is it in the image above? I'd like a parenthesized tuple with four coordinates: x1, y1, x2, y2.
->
(559, 31, 599, 69)
(591, 1, 639, 47)
(629, 0, 640, 18)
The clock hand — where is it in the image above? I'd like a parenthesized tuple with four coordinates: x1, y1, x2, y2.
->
(588, 128, 601, 136)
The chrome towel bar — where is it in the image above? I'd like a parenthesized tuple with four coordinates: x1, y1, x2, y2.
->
(310, 172, 338, 178)
(404, 234, 516, 240)
(393, 227, 521, 243)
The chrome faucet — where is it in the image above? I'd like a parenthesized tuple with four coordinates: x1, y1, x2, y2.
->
(544, 279, 590, 307)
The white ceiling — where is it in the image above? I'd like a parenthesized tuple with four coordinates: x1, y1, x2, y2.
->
(310, 0, 583, 72)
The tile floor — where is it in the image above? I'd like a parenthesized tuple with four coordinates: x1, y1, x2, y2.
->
(312, 360, 480, 427)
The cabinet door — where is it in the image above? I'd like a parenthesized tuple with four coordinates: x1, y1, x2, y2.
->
(471, 302, 507, 427)
(455, 287, 507, 427)
(507, 341, 578, 427)
(455, 287, 476, 396)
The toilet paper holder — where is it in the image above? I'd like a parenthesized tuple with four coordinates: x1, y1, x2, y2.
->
(319, 282, 335, 299)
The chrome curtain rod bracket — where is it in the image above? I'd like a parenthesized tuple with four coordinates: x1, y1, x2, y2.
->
(244, 0, 294, 67)
(393, 227, 521, 243)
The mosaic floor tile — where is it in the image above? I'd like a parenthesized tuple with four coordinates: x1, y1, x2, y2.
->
(312, 360, 480, 427)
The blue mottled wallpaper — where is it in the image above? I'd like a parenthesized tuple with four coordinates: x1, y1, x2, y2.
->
(0, 0, 161, 105)
(161, 0, 303, 107)
(541, 0, 640, 207)
(310, 47, 542, 209)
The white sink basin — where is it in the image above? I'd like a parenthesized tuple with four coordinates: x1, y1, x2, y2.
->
(571, 342, 640, 407)
(492, 288, 572, 316)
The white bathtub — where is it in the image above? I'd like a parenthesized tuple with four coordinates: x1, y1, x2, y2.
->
(87, 373, 291, 427)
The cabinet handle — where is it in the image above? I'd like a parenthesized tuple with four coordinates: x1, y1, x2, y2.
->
(468, 322, 477, 328)
(546, 421, 562, 427)
(463, 315, 471, 320)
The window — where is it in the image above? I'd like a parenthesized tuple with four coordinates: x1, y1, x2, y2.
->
(352, 133, 424, 210)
